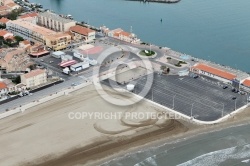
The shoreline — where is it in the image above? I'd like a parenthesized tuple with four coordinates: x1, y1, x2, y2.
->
(34, 106, 250, 166)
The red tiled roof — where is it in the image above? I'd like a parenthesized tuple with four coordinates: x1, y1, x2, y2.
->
(0, 82, 7, 89)
(0, 30, 9, 36)
(0, 17, 10, 24)
(23, 69, 46, 79)
(242, 79, 250, 87)
(19, 12, 38, 19)
(70, 25, 95, 36)
(120, 31, 131, 37)
(20, 40, 30, 45)
(192, 63, 237, 80)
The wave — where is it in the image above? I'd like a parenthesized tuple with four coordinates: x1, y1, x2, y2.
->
(177, 144, 250, 166)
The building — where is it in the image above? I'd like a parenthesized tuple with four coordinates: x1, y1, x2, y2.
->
(18, 12, 38, 24)
(0, 17, 10, 25)
(101, 27, 140, 43)
(0, 48, 31, 72)
(241, 78, 250, 92)
(45, 32, 71, 51)
(0, 81, 8, 99)
(5, 2, 20, 10)
(21, 69, 47, 88)
(19, 40, 31, 49)
(0, 5, 11, 15)
(19, 12, 38, 19)
(0, 29, 13, 39)
(0, 0, 20, 15)
(37, 11, 76, 32)
(190, 63, 237, 83)
(69, 25, 95, 42)
(6, 19, 71, 50)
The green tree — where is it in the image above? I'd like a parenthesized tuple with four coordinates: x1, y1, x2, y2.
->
(0, 36, 4, 46)
(12, 76, 21, 84)
(14, 36, 24, 42)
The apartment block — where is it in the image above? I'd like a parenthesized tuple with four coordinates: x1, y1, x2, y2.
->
(21, 69, 47, 88)
(37, 11, 76, 32)
(6, 19, 71, 50)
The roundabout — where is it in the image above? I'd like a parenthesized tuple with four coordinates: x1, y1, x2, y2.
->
(137, 49, 157, 59)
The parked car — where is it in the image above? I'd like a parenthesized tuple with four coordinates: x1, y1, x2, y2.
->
(232, 96, 237, 100)
(223, 85, 228, 89)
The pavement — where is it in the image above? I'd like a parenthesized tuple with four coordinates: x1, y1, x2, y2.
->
(102, 73, 248, 121)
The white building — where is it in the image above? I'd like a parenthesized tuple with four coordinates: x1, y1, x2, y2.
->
(190, 63, 237, 84)
(37, 11, 76, 32)
(21, 69, 47, 88)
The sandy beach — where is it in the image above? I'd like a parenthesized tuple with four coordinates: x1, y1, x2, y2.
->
(0, 82, 250, 166)
(0, 84, 191, 166)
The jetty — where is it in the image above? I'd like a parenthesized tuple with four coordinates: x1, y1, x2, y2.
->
(127, 0, 181, 3)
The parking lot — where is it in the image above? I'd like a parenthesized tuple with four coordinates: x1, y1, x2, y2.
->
(102, 73, 248, 121)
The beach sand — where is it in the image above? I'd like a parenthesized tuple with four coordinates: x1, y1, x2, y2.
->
(0, 84, 193, 166)
(0, 83, 249, 166)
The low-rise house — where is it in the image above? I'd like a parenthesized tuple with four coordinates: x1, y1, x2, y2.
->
(0, 48, 32, 73)
(241, 78, 250, 92)
(0, 5, 11, 16)
(0, 29, 13, 39)
(6, 2, 20, 10)
(29, 42, 49, 57)
(0, 17, 10, 25)
(102, 27, 140, 43)
(21, 69, 47, 88)
(0, 81, 8, 99)
(69, 25, 95, 42)
(190, 63, 237, 84)
(19, 40, 31, 49)
(19, 12, 38, 19)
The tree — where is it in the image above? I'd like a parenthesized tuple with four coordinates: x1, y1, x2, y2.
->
(12, 76, 21, 84)
(0, 36, 4, 46)
(14, 36, 24, 42)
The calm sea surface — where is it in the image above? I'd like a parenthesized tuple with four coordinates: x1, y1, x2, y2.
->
(29, 0, 250, 72)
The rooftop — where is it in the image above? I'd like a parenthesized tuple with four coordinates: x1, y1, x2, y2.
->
(69, 25, 95, 36)
(0, 82, 7, 89)
(192, 63, 237, 80)
(39, 11, 76, 24)
(0, 17, 10, 24)
(19, 12, 38, 19)
(0, 29, 11, 36)
(8, 19, 56, 36)
(242, 79, 250, 87)
(23, 69, 46, 79)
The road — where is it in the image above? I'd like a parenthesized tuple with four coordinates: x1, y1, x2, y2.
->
(0, 36, 194, 113)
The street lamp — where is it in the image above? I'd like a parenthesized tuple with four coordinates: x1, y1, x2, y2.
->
(191, 103, 194, 117)
(151, 89, 154, 101)
(235, 99, 237, 111)
(173, 94, 176, 109)
(221, 103, 224, 117)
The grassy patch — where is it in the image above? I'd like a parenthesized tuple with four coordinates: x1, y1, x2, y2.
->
(139, 50, 155, 56)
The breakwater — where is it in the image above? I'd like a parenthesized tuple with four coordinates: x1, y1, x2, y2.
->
(127, 0, 181, 3)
